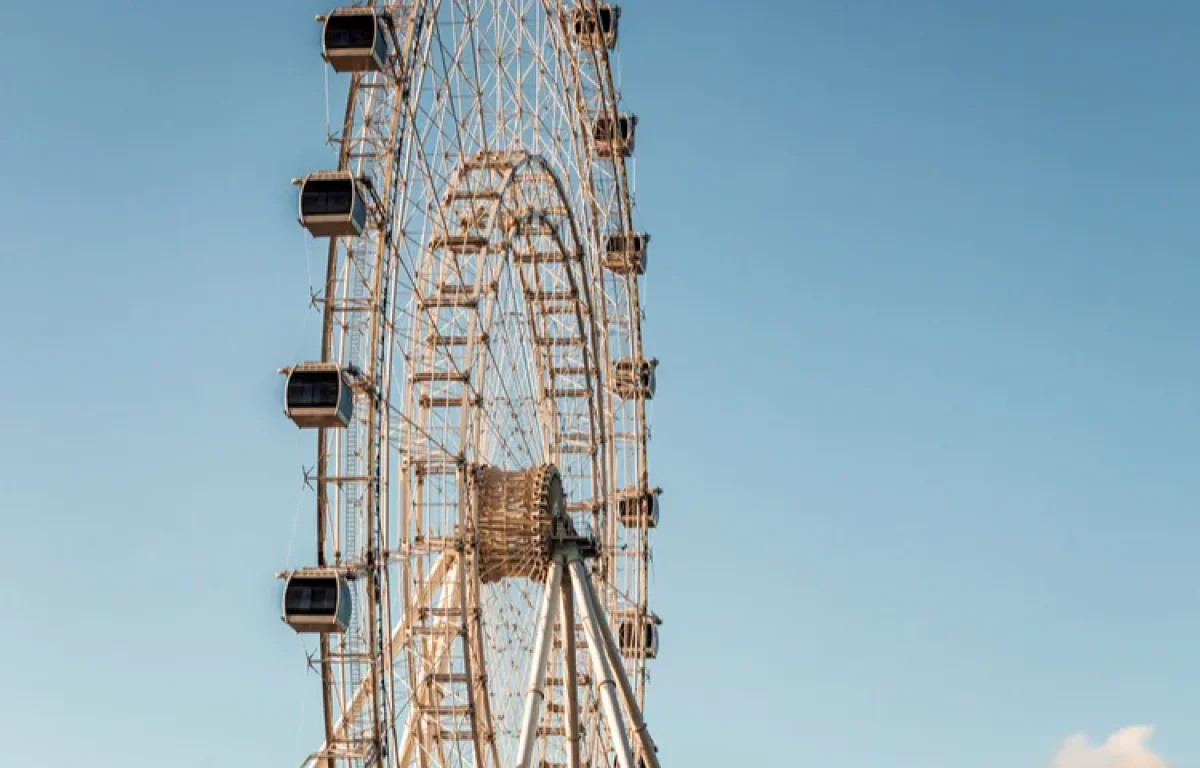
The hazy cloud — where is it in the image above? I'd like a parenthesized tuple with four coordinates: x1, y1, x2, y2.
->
(1052, 726, 1170, 768)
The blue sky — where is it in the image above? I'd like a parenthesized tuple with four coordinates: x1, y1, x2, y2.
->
(0, 0, 1197, 766)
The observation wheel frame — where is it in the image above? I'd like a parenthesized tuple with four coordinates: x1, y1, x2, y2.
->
(277, 3, 662, 768)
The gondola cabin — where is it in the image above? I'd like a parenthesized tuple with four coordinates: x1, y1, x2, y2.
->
(603, 231, 649, 275)
(567, 4, 620, 49)
(299, 172, 368, 238)
(616, 615, 660, 659)
(613, 357, 656, 400)
(285, 363, 354, 428)
(322, 7, 389, 72)
(617, 487, 660, 529)
(592, 113, 637, 159)
(282, 569, 354, 633)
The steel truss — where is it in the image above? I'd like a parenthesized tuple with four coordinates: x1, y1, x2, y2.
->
(279, 2, 661, 767)
(512, 545, 661, 768)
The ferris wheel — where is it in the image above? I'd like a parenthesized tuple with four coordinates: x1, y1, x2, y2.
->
(274, 3, 661, 768)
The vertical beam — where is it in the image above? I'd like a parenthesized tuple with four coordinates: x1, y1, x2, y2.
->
(516, 559, 566, 768)
(578, 563, 661, 768)
(560, 577, 582, 768)
(566, 557, 636, 768)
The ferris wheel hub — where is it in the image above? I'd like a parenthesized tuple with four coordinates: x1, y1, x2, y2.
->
(472, 463, 579, 583)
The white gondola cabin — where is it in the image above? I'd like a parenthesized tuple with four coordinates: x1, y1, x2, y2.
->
(617, 487, 660, 529)
(616, 614, 660, 659)
(285, 362, 354, 429)
(603, 231, 649, 275)
(282, 568, 354, 633)
(613, 357, 656, 400)
(322, 7, 389, 72)
(592, 113, 637, 159)
(298, 171, 369, 238)
(567, 4, 620, 49)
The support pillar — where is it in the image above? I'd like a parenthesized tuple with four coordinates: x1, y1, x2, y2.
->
(566, 556, 636, 768)
(561, 578, 582, 768)
(577, 562, 661, 768)
(515, 558, 565, 768)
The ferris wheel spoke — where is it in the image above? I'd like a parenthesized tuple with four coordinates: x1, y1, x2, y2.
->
(479, 302, 543, 465)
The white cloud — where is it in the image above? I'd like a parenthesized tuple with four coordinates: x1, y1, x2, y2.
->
(1052, 726, 1170, 768)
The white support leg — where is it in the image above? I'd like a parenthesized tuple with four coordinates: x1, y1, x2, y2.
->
(578, 562, 661, 768)
(566, 557, 637, 768)
(515, 559, 565, 768)
(561, 578, 582, 768)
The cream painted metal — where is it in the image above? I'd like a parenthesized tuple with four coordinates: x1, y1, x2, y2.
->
(514, 560, 565, 767)
(275, 2, 662, 767)
(507, 548, 659, 768)
(567, 555, 636, 768)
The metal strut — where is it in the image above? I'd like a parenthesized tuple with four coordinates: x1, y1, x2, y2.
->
(512, 546, 661, 768)
(515, 559, 565, 768)
(566, 555, 636, 768)
(577, 558, 661, 768)
(561, 581, 582, 768)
